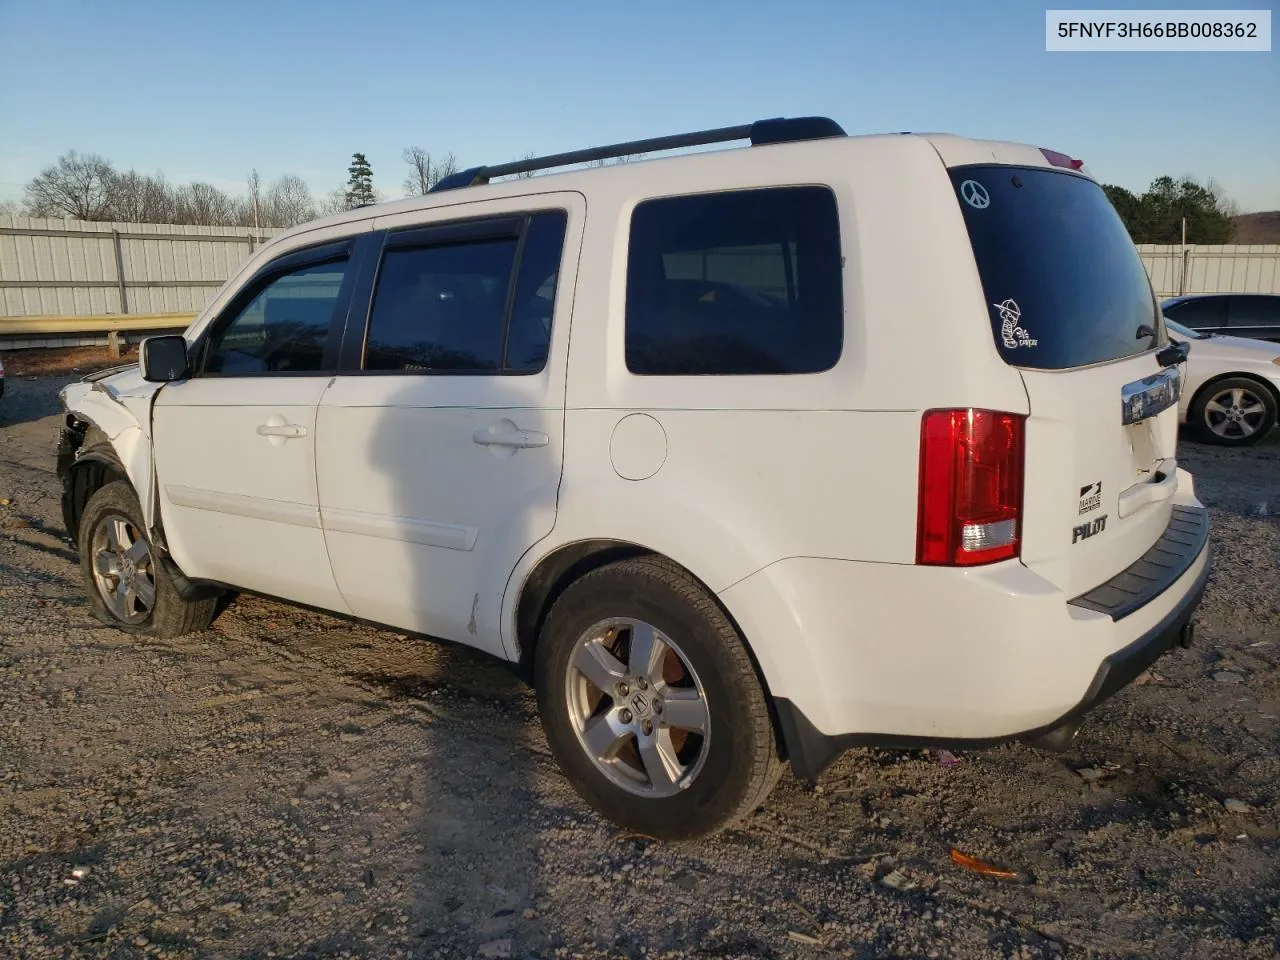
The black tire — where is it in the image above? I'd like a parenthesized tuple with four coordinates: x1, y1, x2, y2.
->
(535, 556, 782, 841)
(1189, 376, 1278, 446)
(78, 481, 217, 638)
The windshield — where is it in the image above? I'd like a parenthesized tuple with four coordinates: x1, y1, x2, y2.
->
(1163, 317, 1204, 339)
(950, 166, 1161, 370)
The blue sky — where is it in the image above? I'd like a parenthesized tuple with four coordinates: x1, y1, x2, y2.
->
(1, 0, 1277, 210)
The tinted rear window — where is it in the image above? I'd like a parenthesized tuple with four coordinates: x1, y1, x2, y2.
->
(625, 187, 843, 375)
(951, 167, 1158, 370)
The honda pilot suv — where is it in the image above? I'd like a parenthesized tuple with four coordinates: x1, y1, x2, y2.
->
(57, 117, 1210, 840)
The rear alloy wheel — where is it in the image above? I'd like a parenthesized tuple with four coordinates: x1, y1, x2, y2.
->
(564, 617, 711, 798)
(1191, 377, 1277, 446)
(535, 556, 782, 841)
(78, 481, 218, 637)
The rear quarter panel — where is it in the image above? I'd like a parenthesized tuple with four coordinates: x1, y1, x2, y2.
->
(504, 135, 1029, 658)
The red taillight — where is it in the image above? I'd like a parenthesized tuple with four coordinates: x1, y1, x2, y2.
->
(1040, 147, 1084, 170)
(917, 409, 1025, 566)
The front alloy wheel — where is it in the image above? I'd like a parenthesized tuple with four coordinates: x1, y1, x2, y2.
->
(1191, 376, 1278, 446)
(90, 513, 157, 623)
(77, 480, 218, 637)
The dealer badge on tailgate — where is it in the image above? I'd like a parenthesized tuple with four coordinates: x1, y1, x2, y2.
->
(1074, 481, 1107, 544)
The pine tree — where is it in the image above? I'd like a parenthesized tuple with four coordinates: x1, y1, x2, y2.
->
(345, 153, 375, 208)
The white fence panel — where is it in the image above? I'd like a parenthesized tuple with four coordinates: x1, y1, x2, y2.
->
(1137, 243, 1280, 299)
(0, 216, 281, 318)
(4, 216, 1279, 318)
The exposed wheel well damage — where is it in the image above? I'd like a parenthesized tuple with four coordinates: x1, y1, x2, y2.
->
(58, 417, 129, 543)
(513, 541, 790, 762)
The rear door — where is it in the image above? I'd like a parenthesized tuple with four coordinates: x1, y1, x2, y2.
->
(1228, 295, 1280, 343)
(315, 195, 583, 657)
(949, 163, 1184, 597)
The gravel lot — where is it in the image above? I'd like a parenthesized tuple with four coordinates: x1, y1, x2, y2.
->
(2, 370, 1278, 960)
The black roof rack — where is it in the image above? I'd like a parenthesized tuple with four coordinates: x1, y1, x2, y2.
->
(429, 116, 846, 193)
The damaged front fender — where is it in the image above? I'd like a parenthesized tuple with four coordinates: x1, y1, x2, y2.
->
(58, 370, 161, 538)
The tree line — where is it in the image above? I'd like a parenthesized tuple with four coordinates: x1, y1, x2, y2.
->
(18, 151, 331, 228)
(13, 147, 471, 228)
(1102, 175, 1238, 244)
(12, 148, 1244, 242)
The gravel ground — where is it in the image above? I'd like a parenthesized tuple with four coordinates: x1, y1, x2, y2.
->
(1, 372, 1278, 960)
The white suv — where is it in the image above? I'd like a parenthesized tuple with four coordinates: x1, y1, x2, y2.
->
(58, 117, 1210, 840)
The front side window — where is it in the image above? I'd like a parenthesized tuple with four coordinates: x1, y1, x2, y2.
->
(625, 187, 843, 375)
(203, 260, 348, 374)
(364, 211, 568, 374)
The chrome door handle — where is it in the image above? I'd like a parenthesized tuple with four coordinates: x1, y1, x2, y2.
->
(472, 426, 549, 449)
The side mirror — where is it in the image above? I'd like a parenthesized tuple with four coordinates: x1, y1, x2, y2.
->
(139, 335, 191, 383)
(1156, 339, 1190, 368)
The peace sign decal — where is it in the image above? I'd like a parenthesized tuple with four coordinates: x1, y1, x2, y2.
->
(960, 180, 990, 209)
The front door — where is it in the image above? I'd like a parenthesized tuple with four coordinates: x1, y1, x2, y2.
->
(315, 195, 584, 656)
(153, 242, 358, 612)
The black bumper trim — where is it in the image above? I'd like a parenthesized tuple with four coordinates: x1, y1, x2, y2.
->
(775, 533, 1210, 781)
(1068, 505, 1209, 621)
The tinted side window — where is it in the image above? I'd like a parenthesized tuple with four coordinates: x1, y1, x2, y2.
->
(364, 211, 568, 373)
(1229, 295, 1280, 328)
(1165, 297, 1227, 329)
(626, 187, 843, 375)
(366, 239, 516, 372)
(506, 212, 568, 372)
(204, 260, 348, 375)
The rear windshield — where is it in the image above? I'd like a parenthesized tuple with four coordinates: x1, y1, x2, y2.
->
(950, 166, 1160, 370)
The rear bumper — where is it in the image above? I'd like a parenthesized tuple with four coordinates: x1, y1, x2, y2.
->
(774, 544, 1207, 779)
(720, 497, 1211, 781)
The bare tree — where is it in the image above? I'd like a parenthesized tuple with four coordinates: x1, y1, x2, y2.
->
(20, 148, 327, 228)
(23, 151, 120, 220)
(431, 152, 459, 189)
(588, 153, 643, 169)
(246, 169, 263, 229)
(0, 199, 22, 217)
(110, 171, 175, 223)
(402, 146, 431, 195)
(401, 147, 459, 195)
(318, 185, 349, 217)
(172, 182, 237, 226)
(266, 174, 317, 227)
(513, 152, 537, 179)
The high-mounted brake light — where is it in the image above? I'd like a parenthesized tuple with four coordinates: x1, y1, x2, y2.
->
(1040, 148, 1084, 171)
(917, 409, 1025, 566)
